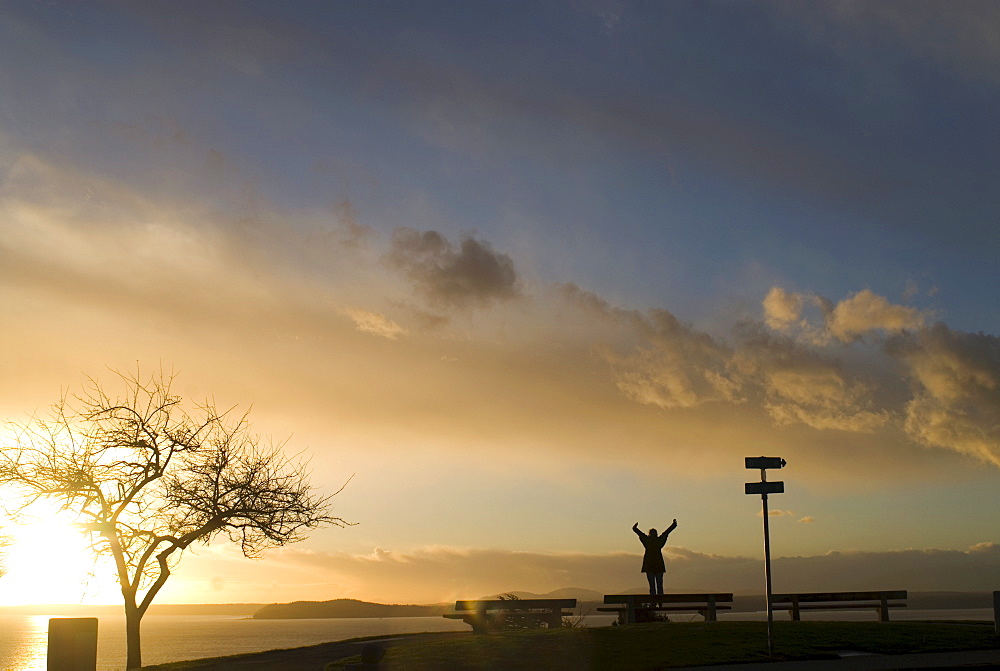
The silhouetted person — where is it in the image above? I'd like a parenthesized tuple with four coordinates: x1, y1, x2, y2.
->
(633, 519, 677, 595)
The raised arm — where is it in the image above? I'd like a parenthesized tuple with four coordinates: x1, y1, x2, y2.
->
(632, 522, 644, 538)
(664, 519, 678, 536)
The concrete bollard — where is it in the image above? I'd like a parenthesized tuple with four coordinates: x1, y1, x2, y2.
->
(47, 618, 98, 671)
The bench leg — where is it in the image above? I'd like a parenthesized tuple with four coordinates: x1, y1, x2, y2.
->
(466, 616, 487, 634)
(466, 611, 491, 634)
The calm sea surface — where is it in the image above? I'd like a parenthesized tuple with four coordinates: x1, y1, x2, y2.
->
(2, 610, 993, 670)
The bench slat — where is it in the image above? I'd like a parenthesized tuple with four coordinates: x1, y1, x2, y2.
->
(603, 593, 733, 604)
(602, 593, 734, 624)
(772, 591, 906, 603)
(597, 605, 732, 612)
(454, 599, 576, 611)
(788, 604, 906, 611)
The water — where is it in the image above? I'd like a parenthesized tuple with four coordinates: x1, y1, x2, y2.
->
(1, 610, 992, 670)
(0, 614, 475, 670)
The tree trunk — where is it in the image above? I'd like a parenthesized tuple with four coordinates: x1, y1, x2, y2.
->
(125, 605, 142, 670)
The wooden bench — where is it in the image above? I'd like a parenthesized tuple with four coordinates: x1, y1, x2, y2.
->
(599, 593, 734, 624)
(443, 599, 576, 633)
(772, 591, 907, 622)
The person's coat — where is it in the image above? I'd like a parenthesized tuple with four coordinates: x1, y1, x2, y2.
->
(635, 520, 677, 573)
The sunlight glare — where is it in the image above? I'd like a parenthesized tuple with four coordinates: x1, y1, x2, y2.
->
(1, 500, 119, 605)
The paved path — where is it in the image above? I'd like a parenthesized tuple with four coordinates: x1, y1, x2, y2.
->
(694, 648, 1000, 670)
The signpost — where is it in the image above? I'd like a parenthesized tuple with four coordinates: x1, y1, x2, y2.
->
(745, 456, 786, 657)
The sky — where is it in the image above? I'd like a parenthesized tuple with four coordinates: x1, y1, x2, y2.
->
(0, 0, 999, 605)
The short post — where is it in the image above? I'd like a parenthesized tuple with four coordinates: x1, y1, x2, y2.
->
(993, 591, 999, 636)
(47, 618, 98, 671)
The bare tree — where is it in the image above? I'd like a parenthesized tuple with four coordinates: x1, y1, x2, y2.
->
(0, 368, 349, 670)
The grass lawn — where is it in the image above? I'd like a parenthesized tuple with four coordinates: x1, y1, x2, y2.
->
(344, 621, 1000, 670)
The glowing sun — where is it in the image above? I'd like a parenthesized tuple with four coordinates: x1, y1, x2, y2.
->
(1, 500, 119, 605)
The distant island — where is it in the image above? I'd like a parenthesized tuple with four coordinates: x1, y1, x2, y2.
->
(252, 598, 451, 619)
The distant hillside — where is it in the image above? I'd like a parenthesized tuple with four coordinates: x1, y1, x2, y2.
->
(481, 588, 605, 602)
(252, 598, 451, 619)
(250, 590, 996, 620)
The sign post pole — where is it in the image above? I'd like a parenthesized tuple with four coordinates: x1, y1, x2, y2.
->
(761, 467, 774, 657)
(745, 456, 786, 659)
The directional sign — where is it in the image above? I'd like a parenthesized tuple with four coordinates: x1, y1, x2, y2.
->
(745, 481, 784, 495)
(745, 456, 786, 470)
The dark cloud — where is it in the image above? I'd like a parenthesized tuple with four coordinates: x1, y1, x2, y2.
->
(387, 228, 520, 309)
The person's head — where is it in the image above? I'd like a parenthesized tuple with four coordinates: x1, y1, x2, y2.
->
(649, 528, 658, 537)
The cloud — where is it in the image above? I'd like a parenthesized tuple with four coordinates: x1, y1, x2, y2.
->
(762, 287, 804, 330)
(565, 282, 898, 432)
(347, 309, 405, 340)
(732, 323, 889, 433)
(331, 200, 375, 251)
(763, 286, 926, 345)
(798, 516, 815, 524)
(561, 283, 739, 409)
(827, 289, 926, 342)
(757, 509, 796, 517)
(1, 151, 998, 483)
(888, 323, 1000, 466)
(386, 228, 521, 309)
(556, 282, 995, 467)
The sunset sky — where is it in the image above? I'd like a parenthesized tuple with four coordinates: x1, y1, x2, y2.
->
(1, 1, 999, 606)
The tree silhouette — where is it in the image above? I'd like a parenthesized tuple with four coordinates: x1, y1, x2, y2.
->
(0, 368, 349, 670)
